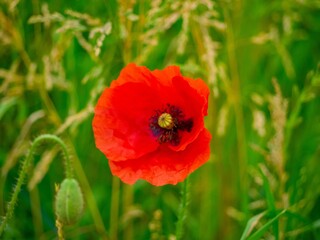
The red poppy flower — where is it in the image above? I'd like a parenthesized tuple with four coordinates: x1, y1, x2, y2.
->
(92, 63, 211, 186)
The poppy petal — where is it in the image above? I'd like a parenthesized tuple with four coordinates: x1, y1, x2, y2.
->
(93, 66, 164, 161)
(184, 76, 210, 116)
(111, 63, 158, 88)
(157, 76, 207, 152)
(108, 129, 211, 186)
(152, 65, 181, 86)
(152, 66, 209, 116)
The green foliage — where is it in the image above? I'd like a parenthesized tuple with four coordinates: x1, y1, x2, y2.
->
(1, 0, 320, 239)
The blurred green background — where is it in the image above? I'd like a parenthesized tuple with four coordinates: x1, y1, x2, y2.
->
(1, 0, 320, 239)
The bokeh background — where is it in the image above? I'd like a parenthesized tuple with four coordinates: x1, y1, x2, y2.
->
(1, 0, 320, 239)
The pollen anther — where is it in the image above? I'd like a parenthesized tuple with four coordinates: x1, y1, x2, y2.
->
(158, 113, 174, 129)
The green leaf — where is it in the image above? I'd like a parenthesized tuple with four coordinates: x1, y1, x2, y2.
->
(247, 210, 287, 240)
(0, 97, 18, 120)
(259, 166, 278, 238)
(240, 211, 267, 240)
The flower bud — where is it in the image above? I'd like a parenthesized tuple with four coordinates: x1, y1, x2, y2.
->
(55, 178, 84, 225)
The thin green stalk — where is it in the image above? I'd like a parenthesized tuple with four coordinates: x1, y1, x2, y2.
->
(222, 3, 249, 218)
(30, 187, 44, 239)
(110, 177, 120, 240)
(123, 184, 133, 240)
(0, 176, 5, 216)
(175, 177, 190, 240)
(0, 134, 73, 235)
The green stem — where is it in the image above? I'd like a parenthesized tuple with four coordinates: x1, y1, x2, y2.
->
(175, 177, 190, 240)
(222, 2, 249, 218)
(30, 187, 43, 239)
(123, 184, 133, 240)
(0, 134, 73, 235)
(110, 177, 120, 240)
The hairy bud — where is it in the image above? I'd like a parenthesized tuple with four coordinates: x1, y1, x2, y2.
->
(55, 178, 84, 225)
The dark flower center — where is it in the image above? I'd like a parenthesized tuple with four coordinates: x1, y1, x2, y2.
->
(149, 104, 193, 146)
